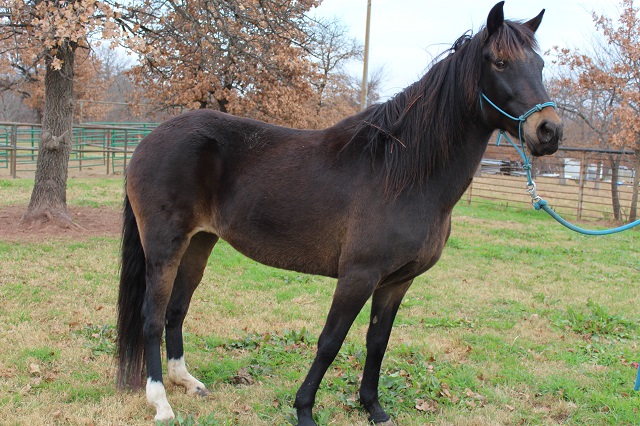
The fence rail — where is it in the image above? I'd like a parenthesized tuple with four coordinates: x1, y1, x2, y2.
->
(0, 122, 157, 176)
(466, 143, 638, 223)
(0, 122, 637, 224)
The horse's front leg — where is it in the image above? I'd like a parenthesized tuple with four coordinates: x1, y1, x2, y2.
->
(294, 271, 378, 426)
(359, 280, 413, 425)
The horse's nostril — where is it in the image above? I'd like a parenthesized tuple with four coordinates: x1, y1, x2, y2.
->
(537, 120, 559, 144)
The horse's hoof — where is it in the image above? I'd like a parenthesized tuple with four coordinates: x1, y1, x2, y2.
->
(189, 386, 210, 397)
(153, 405, 175, 422)
(295, 413, 317, 426)
(365, 402, 392, 425)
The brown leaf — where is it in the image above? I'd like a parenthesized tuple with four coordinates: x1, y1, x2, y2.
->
(28, 363, 40, 375)
(19, 384, 32, 395)
(231, 368, 255, 386)
(415, 398, 438, 413)
(233, 404, 252, 415)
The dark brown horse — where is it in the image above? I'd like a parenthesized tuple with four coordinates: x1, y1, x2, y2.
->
(117, 2, 562, 424)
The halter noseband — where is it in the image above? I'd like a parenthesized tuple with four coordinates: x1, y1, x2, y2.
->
(480, 93, 557, 150)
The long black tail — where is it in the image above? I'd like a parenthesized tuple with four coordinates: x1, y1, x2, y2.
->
(116, 191, 146, 389)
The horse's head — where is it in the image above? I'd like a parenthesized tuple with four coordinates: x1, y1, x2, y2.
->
(479, 1, 562, 156)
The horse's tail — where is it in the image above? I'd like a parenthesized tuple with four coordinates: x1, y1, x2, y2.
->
(116, 190, 146, 390)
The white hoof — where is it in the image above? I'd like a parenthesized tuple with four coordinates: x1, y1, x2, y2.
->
(154, 405, 175, 422)
(147, 379, 175, 421)
(168, 357, 209, 397)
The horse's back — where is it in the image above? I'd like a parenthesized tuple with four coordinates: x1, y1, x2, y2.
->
(125, 109, 369, 276)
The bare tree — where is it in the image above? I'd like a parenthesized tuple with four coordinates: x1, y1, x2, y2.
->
(305, 17, 362, 122)
(0, 91, 36, 121)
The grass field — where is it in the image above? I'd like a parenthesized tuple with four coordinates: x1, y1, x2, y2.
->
(0, 178, 639, 425)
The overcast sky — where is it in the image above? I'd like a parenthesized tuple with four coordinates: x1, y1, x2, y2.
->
(311, 0, 622, 99)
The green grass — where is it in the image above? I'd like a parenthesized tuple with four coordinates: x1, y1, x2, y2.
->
(0, 177, 123, 207)
(0, 178, 639, 425)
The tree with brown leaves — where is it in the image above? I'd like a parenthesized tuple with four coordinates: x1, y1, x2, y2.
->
(125, 0, 320, 127)
(552, 0, 640, 222)
(1, 0, 123, 229)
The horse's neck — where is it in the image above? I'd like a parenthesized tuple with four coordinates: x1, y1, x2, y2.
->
(458, 123, 494, 174)
(424, 122, 494, 207)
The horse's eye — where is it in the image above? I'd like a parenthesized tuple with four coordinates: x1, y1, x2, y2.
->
(494, 60, 506, 69)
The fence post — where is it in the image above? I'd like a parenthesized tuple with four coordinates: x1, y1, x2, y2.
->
(106, 130, 111, 175)
(10, 124, 17, 178)
(79, 128, 83, 172)
(577, 151, 587, 220)
(30, 125, 36, 162)
(123, 129, 129, 173)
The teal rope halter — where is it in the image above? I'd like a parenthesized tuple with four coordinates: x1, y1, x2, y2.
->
(481, 93, 640, 391)
(480, 92, 640, 235)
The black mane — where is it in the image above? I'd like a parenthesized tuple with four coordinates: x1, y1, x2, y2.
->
(352, 19, 538, 195)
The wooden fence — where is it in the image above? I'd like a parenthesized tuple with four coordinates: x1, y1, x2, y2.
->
(0, 122, 637, 223)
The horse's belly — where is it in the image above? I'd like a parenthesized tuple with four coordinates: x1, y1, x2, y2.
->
(219, 229, 341, 278)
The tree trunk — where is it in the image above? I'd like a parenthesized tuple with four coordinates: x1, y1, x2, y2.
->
(594, 160, 602, 190)
(20, 41, 78, 229)
(629, 148, 640, 222)
(608, 154, 622, 223)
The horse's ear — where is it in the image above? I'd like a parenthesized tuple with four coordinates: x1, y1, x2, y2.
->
(486, 1, 505, 37)
(525, 9, 545, 33)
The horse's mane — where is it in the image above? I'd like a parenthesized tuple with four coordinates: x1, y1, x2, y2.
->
(351, 19, 539, 196)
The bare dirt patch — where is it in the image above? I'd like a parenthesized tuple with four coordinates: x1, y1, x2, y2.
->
(0, 205, 121, 241)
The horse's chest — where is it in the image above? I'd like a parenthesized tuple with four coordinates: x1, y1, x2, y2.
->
(410, 219, 452, 271)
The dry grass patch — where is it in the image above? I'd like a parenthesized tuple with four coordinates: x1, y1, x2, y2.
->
(1, 179, 639, 425)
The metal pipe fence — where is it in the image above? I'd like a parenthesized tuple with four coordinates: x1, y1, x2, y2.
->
(466, 143, 638, 223)
(0, 122, 157, 177)
(0, 122, 637, 223)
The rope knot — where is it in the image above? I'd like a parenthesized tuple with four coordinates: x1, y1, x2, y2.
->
(533, 199, 547, 211)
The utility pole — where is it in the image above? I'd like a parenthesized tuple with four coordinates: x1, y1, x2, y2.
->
(360, 0, 371, 110)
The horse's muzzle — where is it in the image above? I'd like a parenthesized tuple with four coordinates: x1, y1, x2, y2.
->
(531, 119, 562, 156)
(522, 108, 563, 157)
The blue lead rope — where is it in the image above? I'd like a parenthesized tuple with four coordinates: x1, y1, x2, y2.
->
(494, 130, 640, 235)
(481, 93, 640, 390)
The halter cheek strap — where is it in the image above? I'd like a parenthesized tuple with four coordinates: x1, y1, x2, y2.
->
(480, 93, 557, 122)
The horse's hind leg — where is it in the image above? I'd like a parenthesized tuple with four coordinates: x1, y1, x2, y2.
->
(141, 230, 191, 421)
(166, 232, 218, 396)
(359, 280, 413, 425)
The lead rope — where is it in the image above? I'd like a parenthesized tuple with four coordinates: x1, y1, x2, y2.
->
(492, 129, 640, 235)
(480, 93, 640, 390)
